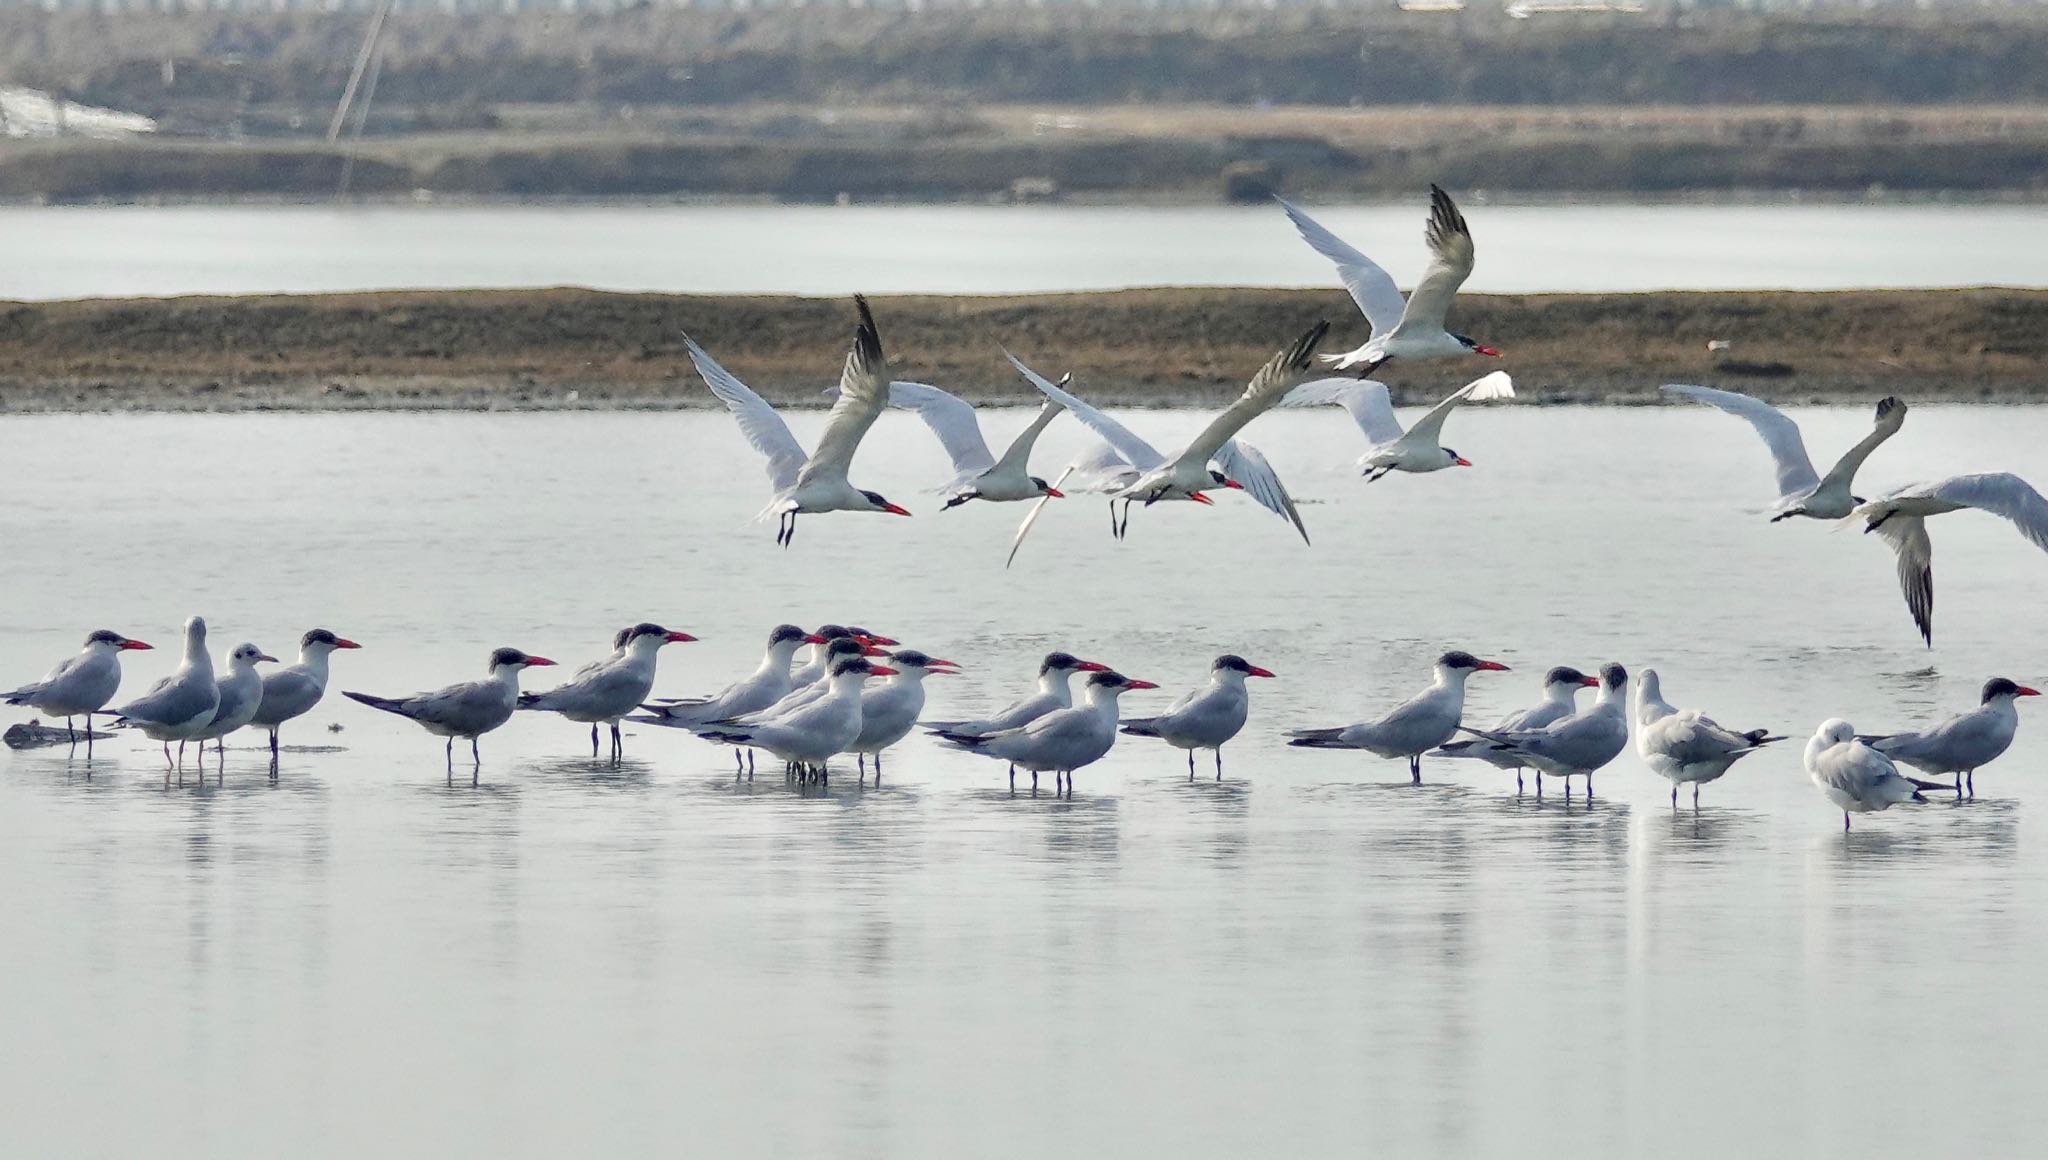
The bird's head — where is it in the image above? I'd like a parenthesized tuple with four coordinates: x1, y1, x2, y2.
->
(1455, 334, 1502, 358)
(861, 490, 913, 517)
(1031, 476, 1064, 499)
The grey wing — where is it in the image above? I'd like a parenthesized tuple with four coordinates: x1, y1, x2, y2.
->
(1390, 185, 1477, 335)
(686, 336, 808, 493)
(1174, 321, 1329, 468)
(122, 673, 212, 724)
(884, 380, 998, 480)
(1213, 439, 1309, 546)
(1661, 383, 1819, 501)
(796, 297, 889, 488)
(1920, 473, 2048, 555)
(1275, 197, 1407, 338)
(1282, 378, 1405, 445)
(255, 668, 324, 723)
(1003, 348, 1164, 471)
(1406, 371, 1515, 445)
(1875, 515, 1935, 646)
(991, 398, 1067, 475)
(1815, 396, 1907, 494)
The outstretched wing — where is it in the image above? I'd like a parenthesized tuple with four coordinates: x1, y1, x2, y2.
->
(882, 381, 997, 481)
(796, 295, 889, 489)
(1282, 378, 1405, 445)
(1661, 383, 1820, 502)
(1276, 197, 1406, 338)
(1913, 473, 2048, 556)
(991, 398, 1067, 476)
(1172, 321, 1330, 470)
(1213, 439, 1309, 546)
(1815, 396, 1907, 496)
(1406, 370, 1515, 446)
(1874, 515, 1935, 647)
(686, 336, 807, 493)
(1388, 185, 1477, 336)
(1005, 443, 1138, 569)
(1002, 348, 1165, 471)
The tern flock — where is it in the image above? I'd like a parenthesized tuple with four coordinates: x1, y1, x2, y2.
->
(8, 187, 2045, 829)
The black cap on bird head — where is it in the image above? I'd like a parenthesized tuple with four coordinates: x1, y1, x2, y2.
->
(1598, 663, 1629, 692)
(768, 624, 810, 646)
(1983, 677, 2043, 703)
(489, 647, 553, 670)
(1544, 666, 1594, 688)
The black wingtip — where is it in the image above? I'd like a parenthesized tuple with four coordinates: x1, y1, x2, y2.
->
(851, 294, 883, 366)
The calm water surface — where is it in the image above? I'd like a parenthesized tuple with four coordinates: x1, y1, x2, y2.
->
(2, 202, 2046, 300)
(4, 406, 2048, 1157)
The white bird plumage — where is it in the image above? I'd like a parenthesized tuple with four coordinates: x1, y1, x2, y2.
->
(1663, 386, 1906, 520)
(1849, 471, 2048, 646)
(1284, 370, 1514, 479)
(1805, 718, 1941, 830)
(1633, 667, 1784, 809)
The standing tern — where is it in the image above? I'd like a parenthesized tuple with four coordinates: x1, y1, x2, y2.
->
(1805, 718, 1945, 831)
(849, 649, 961, 781)
(727, 636, 888, 726)
(343, 647, 557, 778)
(518, 622, 698, 759)
(788, 625, 894, 690)
(936, 670, 1158, 797)
(1849, 472, 2048, 646)
(633, 623, 813, 771)
(1663, 387, 1907, 520)
(1457, 662, 1630, 799)
(1282, 371, 1514, 480)
(5, 628, 153, 746)
(1001, 332, 1321, 555)
(827, 379, 1068, 508)
(923, 650, 1110, 790)
(1430, 666, 1596, 793)
(249, 628, 361, 766)
(106, 616, 219, 765)
(191, 642, 280, 765)
(1277, 187, 1499, 377)
(1288, 650, 1510, 784)
(1119, 654, 1276, 780)
(688, 295, 912, 546)
(1857, 676, 2039, 798)
(1633, 668, 1785, 809)
(693, 655, 896, 785)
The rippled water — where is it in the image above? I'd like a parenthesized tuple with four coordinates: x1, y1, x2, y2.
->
(2, 202, 2046, 300)
(5, 406, 2048, 1156)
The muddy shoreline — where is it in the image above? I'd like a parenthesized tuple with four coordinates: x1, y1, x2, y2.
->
(0, 287, 2042, 412)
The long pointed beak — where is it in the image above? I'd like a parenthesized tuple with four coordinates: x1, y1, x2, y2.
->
(2021, 687, 2043, 697)
(1248, 666, 1277, 678)
(867, 666, 899, 677)
(1476, 344, 1502, 357)
(1126, 679, 1160, 691)
(525, 657, 558, 667)
(667, 631, 699, 643)
(883, 503, 913, 517)
(861, 644, 891, 658)
(1580, 675, 1601, 687)
(1223, 479, 1246, 490)
(334, 638, 362, 649)
(1045, 487, 1065, 498)
(1477, 660, 1511, 672)
(1189, 492, 1214, 505)
(121, 640, 154, 651)
(257, 654, 280, 664)
(1077, 661, 1111, 673)
(1454, 456, 1473, 467)
(803, 634, 828, 644)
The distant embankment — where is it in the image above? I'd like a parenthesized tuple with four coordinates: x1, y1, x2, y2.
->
(0, 288, 2042, 412)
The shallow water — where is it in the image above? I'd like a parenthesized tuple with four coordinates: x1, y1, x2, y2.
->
(2, 202, 2046, 300)
(4, 405, 2048, 1156)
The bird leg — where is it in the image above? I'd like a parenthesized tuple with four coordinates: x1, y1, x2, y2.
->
(611, 722, 624, 762)
(1409, 754, 1422, 786)
(590, 723, 600, 758)
(1030, 770, 1039, 796)
(445, 736, 454, 773)
(1215, 749, 1224, 780)
(1692, 783, 1702, 811)
(1671, 784, 1678, 809)
(1967, 770, 1976, 799)
(471, 737, 481, 766)
(64, 716, 75, 744)
(1187, 750, 1196, 781)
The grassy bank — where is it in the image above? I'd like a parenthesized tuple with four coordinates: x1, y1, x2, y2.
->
(0, 287, 2043, 413)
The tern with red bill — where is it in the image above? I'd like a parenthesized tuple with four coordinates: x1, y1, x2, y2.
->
(1002, 329, 1323, 556)
(1288, 650, 1510, 785)
(1120, 654, 1276, 780)
(936, 670, 1158, 798)
(519, 622, 698, 760)
(687, 295, 912, 547)
(1633, 668, 1786, 809)
(693, 656, 896, 785)
(1282, 371, 1514, 481)
(1456, 663, 1630, 800)
(634, 624, 812, 772)
(823, 378, 1068, 509)
(1277, 186, 1499, 378)
(343, 647, 557, 778)
(850, 650, 961, 781)
(1430, 666, 1596, 793)
(1661, 387, 1907, 521)
(924, 650, 1113, 789)
(249, 628, 362, 765)
(1857, 677, 2040, 799)
(725, 636, 890, 726)
(4, 628, 153, 747)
